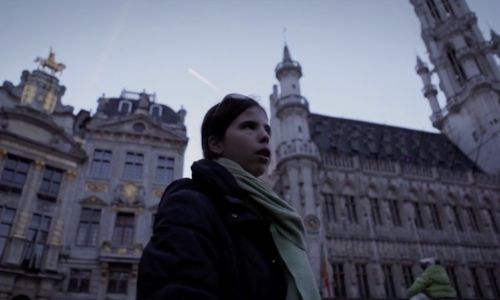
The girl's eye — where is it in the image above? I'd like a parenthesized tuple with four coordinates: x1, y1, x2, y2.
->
(242, 123, 255, 129)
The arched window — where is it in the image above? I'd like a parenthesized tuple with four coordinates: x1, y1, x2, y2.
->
(118, 100, 132, 114)
(149, 105, 162, 118)
(447, 48, 467, 86)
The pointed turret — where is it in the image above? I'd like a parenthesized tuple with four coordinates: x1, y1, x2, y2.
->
(415, 56, 440, 121)
(275, 44, 302, 80)
(269, 44, 322, 283)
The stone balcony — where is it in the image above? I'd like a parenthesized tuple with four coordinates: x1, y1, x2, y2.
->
(275, 139, 319, 164)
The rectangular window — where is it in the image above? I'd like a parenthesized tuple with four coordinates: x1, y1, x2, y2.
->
(0, 206, 15, 258)
(486, 209, 498, 233)
(89, 149, 112, 178)
(442, 0, 455, 16)
(402, 264, 414, 288)
(154, 156, 174, 184)
(355, 263, 370, 298)
(76, 208, 101, 247)
(332, 263, 346, 298)
(23, 213, 51, 270)
(413, 203, 424, 228)
(466, 207, 480, 231)
(68, 269, 91, 293)
(445, 265, 461, 299)
(388, 199, 402, 226)
(0, 155, 30, 194)
(323, 193, 337, 223)
(429, 203, 442, 230)
(426, 0, 441, 21)
(369, 197, 383, 225)
(469, 267, 483, 299)
(453, 206, 463, 231)
(112, 212, 134, 246)
(382, 264, 396, 298)
(486, 267, 499, 299)
(107, 269, 129, 294)
(122, 152, 143, 180)
(345, 196, 358, 224)
(38, 166, 63, 201)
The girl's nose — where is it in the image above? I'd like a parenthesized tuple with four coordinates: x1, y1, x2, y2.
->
(259, 128, 270, 144)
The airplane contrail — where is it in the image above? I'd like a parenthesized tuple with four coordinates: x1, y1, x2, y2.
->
(188, 68, 220, 92)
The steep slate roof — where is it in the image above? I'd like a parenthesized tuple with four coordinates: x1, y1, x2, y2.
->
(99, 97, 180, 124)
(309, 113, 479, 171)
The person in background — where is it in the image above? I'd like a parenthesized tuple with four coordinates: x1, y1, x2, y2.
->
(137, 93, 320, 300)
(408, 257, 457, 300)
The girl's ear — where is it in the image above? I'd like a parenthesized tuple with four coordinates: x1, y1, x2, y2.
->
(208, 135, 224, 155)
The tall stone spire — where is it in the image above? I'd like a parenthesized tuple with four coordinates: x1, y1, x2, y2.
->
(410, 0, 500, 174)
(269, 44, 321, 282)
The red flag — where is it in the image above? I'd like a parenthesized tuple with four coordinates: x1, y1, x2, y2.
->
(320, 243, 334, 298)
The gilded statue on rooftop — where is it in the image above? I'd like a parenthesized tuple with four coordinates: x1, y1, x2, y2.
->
(34, 48, 66, 75)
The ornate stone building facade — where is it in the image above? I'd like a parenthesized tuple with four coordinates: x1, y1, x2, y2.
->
(269, 1, 500, 299)
(0, 51, 188, 300)
(1, 1, 500, 299)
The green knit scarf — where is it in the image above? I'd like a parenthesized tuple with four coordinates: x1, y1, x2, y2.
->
(216, 158, 321, 300)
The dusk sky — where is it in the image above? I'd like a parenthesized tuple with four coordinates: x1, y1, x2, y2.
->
(1, 0, 499, 176)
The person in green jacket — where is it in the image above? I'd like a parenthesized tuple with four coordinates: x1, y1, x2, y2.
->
(407, 257, 457, 300)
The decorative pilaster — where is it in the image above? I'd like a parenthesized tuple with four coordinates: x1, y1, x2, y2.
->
(44, 168, 77, 271)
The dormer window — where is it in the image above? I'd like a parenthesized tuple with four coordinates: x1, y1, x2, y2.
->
(118, 100, 132, 115)
(150, 105, 162, 118)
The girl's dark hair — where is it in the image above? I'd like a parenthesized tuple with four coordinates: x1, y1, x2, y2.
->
(201, 93, 263, 159)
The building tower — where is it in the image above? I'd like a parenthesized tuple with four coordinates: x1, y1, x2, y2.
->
(411, 0, 500, 174)
(269, 45, 323, 280)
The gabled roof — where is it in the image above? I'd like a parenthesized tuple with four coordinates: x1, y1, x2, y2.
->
(309, 113, 478, 171)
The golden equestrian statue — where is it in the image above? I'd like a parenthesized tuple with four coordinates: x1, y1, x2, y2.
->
(34, 48, 66, 75)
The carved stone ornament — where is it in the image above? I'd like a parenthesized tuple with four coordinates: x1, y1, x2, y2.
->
(304, 214, 321, 232)
(113, 182, 144, 206)
(85, 181, 108, 193)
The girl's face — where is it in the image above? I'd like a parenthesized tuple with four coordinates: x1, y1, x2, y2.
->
(209, 106, 271, 177)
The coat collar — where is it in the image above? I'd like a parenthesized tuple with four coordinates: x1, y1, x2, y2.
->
(191, 159, 263, 224)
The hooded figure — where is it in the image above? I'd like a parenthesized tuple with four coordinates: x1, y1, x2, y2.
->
(407, 257, 457, 300)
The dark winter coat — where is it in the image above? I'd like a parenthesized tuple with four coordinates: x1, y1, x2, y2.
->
(137, 159, 287, 300)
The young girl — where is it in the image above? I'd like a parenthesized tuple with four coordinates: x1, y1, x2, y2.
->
(137, 94, 320, 300)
